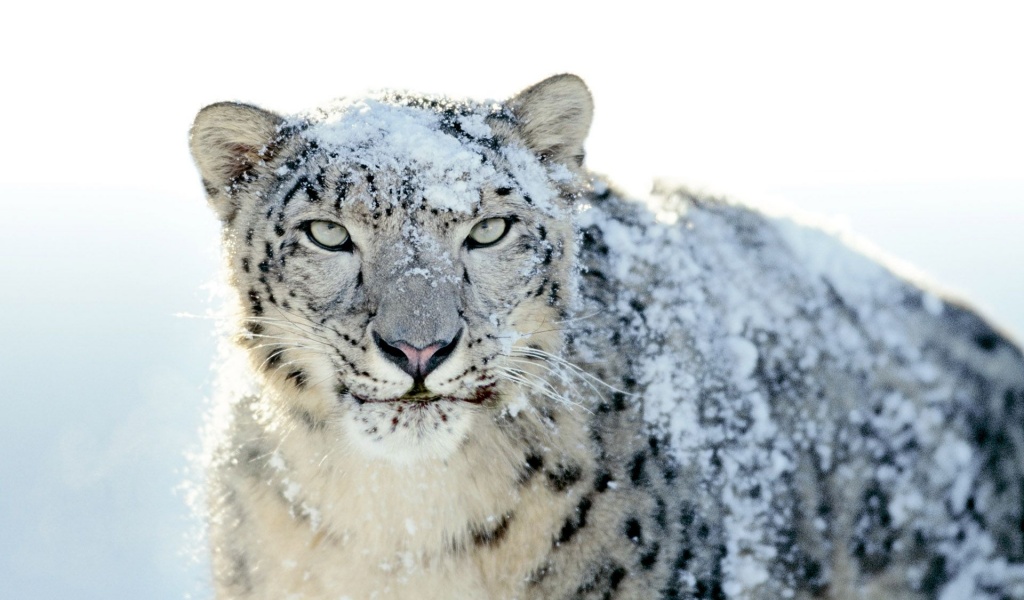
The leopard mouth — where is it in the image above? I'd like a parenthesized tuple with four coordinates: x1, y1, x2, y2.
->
(350, 384, 496, 406)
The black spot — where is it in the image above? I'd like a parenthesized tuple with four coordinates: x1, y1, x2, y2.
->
(612, 392, 628, 411)
(224, 550, 254, 593)
(244, 228, 254, 246)
(628, 452, 649, 487)
(241, 257, 250, 273)
(609, 565, 627, 590)
(975, 332, 1000, 351)
(285, 370, 307, 388)
(472, 513, 513, 547)
(283, 176, 320, 205)
(265, 348, 283, 369)
(648, 435, 664, 457)
(640, 543, 660, 570)
(675, 547, 693, 571)
(1005, 388, 1020, 412)
(292, 408, 324, 431)
(919, 555, 948, 595)
(853, 483, 897, 574)
(526, 562, 551, 586)
(654, 498, 667, 528)
(624, 518, 642, 543)
(575, 560, 628, 596)
(282, 177, 305, 206)
(556, 496, 593, 545)
(594, 470, 612, 492)
(546, 463, 583, 492)
(311, 170, 326, 202)
(334, 176, 352, 209)
(236, 451, 269, 487)
(258, 259, 270, 273)
(694, 579, 726, 600)
(797, 555, 825, 592)
(202, 179, 219, 197)
(679, 503, 695, 528)
(247, 289, 264, 316)
(662, 461, 678, 483)
(581, 226, 609, 256)
(519, 452, 545, 485)
(548, 281, 560, 305)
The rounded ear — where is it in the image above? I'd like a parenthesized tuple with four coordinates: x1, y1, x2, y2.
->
(508, 74, 594, 167)
(189, 102, 283, 221)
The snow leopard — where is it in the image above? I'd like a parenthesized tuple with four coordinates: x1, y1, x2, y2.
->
(189, 74, 1024, 599)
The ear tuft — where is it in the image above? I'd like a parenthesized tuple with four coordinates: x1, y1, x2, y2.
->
(508, 74, 593, 167)
(189, 102, 283, 221)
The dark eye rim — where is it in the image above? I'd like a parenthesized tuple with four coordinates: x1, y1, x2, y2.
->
(465, 216, 517, 250)
(301, 220, 355, 252)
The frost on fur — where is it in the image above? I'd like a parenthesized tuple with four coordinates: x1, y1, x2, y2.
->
(189, 76, 1024, 599)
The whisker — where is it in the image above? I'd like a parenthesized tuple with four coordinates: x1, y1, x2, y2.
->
(554, 309, 607, 325)
(511, 346, 630, 396)
(494, 366, 591, 413)
(508, 358, 610, 409)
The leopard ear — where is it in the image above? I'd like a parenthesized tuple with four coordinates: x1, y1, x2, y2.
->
(508, 74, 594, 167)
(189, 102, 284, 222)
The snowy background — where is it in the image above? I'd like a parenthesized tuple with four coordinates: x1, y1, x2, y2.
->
(1, 2, 1021, 598)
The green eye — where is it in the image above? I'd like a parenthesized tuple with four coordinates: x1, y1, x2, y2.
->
(306, 220, 351, 250)
(467, 217, 510, 248)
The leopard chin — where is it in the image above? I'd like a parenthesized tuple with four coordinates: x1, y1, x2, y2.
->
(341, 395, 479, 463)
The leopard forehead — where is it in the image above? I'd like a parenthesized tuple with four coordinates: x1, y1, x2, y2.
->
(274, 95, 574, 217)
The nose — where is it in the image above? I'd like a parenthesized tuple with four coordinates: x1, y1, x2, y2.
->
(374, 330, 462, 382)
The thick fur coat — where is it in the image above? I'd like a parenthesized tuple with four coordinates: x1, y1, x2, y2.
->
(190, 75, 1024, 599)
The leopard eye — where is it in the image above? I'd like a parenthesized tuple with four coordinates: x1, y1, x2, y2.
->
(306, 220, 351, 250)
(466, 217, 509, 248)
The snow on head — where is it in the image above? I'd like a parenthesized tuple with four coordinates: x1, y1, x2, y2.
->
(287, 95, 561, 214)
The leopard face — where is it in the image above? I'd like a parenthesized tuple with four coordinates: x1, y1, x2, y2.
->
(190, 77, 593, 462)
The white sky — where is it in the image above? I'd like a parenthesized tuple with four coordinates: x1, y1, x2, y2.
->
(3, 1, 1021, 192)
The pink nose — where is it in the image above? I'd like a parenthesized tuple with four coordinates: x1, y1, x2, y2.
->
(392, 341, 443, 376)
(373, 330, 462, 381)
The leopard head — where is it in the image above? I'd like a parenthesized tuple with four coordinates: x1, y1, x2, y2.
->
(190, 75, 593, 463)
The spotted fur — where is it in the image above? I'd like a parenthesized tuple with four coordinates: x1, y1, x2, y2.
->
(191, 75, 1024, 599)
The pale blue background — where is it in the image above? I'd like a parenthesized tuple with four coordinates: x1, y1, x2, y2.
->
(2, 2, 1020, 598)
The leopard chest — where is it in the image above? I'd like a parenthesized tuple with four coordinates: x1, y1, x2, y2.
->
(212, 399, 590, 599)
